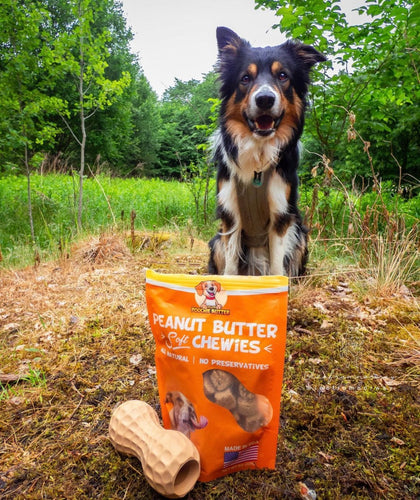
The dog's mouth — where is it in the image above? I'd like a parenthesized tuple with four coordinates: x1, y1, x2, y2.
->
(246, 113, 284, 137)
(186, 414, 208, 430)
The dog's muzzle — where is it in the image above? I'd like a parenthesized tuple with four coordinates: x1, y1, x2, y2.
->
(246, 87, 283, 137)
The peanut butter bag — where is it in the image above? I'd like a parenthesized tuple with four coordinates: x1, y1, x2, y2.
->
(145, 269, 288, 482)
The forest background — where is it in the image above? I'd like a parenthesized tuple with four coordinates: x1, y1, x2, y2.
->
(0, 0, 419, 267)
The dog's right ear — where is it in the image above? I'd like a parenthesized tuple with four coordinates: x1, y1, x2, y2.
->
(216, 27, 244, 55)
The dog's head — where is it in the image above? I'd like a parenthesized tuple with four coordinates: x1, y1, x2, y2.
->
(195, 280, 222, 297)
(165, 391, 208, 437)
(216, 27, 326, 146)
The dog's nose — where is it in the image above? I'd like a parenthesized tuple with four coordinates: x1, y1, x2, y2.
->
(255, 91, 276, 110)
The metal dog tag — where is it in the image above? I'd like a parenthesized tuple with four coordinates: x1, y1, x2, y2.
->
(253, 171, 263, 187)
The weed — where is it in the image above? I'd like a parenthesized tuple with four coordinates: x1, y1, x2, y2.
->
(303, 111, 419, 295)
(22, 367, 47, 387)
(0, 367, 46, 403)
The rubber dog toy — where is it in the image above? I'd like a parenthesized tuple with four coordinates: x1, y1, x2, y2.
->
(109, 400, 200, 498)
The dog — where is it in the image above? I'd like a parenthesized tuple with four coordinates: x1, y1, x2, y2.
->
(195, 280, 223, 308)
(208, 27, 326, 277)
(165, 391, 208, 438)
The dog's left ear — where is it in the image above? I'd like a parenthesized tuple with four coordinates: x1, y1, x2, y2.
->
(294, 42, 327, 69)
(214, 281, 222, 292)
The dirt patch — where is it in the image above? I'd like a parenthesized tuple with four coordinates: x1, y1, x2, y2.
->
(0, 233, 419, 499)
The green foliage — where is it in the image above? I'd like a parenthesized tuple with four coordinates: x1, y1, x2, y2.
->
(51, 0, 131, 119)
(47, 0, 132, 230)
(181, 98, 221, 225)
(154, 73, 219, 178)
(0, 0, 66, 169)
(0, 0, 159, 176)
(255, 0, 420, 186)
(1, 0, 419, 188)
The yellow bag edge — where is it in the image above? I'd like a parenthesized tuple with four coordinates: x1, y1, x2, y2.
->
(146, 269, 289, 290)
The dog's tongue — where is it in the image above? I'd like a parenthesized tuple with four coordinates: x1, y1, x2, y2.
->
(256, 115, 274, 130)
(191, 415, 208, 429)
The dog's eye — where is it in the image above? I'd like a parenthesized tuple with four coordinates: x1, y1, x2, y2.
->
(241, 74, 251, 85)
(278, 71, 288, 81)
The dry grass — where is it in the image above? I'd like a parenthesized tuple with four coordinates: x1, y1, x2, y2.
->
(0, 232, 419, 499)
(358, 225, 419, 296)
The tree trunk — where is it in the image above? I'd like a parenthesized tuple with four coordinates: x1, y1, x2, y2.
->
(77, 17, 86, 232)
(25, 143, 35, 244)
(78, 112, 86, 231)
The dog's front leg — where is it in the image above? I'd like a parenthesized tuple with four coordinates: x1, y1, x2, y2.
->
(269, 229, 287, 276)
(270, 218, 306, 276)
(218, 178, 242, 275)
(223, 228, 241, 274)
(268, 174, 293, 276)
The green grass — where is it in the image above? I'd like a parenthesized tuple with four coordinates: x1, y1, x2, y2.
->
(300, 181, 420, 240)
(0, 173, 217, 267)
(0, 173, 419, 271)
(0, 367, 46, 403)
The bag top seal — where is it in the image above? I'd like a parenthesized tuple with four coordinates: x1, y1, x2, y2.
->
(146, 269, 288, 292)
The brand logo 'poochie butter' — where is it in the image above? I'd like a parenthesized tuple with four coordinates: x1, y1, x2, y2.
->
(145, 270, 288, 483)
(192, 279, 230, 314)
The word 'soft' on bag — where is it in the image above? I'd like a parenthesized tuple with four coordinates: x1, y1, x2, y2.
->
(145, 269, 288, 482)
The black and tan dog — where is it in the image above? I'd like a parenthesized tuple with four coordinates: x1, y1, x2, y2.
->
(208, 27, 326, 277)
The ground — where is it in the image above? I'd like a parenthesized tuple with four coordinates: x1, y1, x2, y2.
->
(0, 232, 419, 499)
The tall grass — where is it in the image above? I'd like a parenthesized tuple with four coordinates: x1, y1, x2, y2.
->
(0, 173, 217, 267)
(298, 109, 420, 293)
(300, 170, 419, 293)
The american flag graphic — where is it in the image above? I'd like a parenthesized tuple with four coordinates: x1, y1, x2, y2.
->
(223, 444, 259, 469)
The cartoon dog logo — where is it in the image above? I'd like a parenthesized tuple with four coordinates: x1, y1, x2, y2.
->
(194, 280, 227, 309)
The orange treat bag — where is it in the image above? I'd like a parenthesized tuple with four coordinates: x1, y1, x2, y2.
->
(145, 269, 288, 482)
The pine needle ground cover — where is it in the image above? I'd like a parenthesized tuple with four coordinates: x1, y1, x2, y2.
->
(0, 233, 419, 499)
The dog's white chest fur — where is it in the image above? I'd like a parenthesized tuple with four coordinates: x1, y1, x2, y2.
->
(234, 136, 281, 184)
(214, 130, 281, 185)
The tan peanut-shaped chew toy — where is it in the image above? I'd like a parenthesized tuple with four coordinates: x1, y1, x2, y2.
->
(109, 400, 200, 498)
